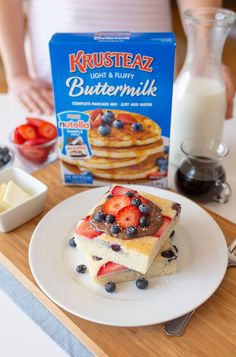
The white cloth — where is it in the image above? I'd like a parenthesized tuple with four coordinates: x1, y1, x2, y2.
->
(28, 0, 172, 81)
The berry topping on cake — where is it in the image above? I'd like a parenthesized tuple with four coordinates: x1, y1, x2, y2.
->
(105, 282, 116, 293)
(76, 264, 87, 273)
(98, 262, 126, 276)
(116, 205, 141, 229)
(113, 120, 124, 129)
(139, 204, 150, 215)
(140, 216, 150, 227)
(125, 226, 138, 238)
(131, 122, 143, 131)
(94, 211, 106, 222)
(116, 113, 136, 124)
(103, 195, 131, 216)
(131, 197, 142, 207)
(155, 216, 171, 238)
(98, 124, 111, 136)
(110, 224, 121, 235)
(111, 185, 138, 196)
(75, 217, 101, 239)
(90, 109, 103, 122)
(102, 111, 114, 125)
(136, 278, 149, 289)
(105, 214, 115, 224)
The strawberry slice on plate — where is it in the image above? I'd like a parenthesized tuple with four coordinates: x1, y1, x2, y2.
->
(38, 122, 57, 140)
(97, 261, 127, 276)
(13, 127, 25, 144)
(75, 216, 101, 239)
(155, 216, 172, 238)
(26, 117, 46, 127)
(116, 113, 136, 124)
(111, 186, 138, 196)
(116, 205, 141, 229)
(103, 195, 130, 216)
(18, 124, 38, 140)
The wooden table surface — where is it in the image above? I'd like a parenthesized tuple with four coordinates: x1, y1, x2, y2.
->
(0, 161, 235, 357)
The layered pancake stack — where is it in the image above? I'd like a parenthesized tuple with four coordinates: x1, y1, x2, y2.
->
(76, 109, 166, 181)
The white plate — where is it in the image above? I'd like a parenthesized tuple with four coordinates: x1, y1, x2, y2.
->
(29, 186, 228, 327)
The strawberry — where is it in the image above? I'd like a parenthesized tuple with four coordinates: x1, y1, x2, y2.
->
(148, 171, 162, 180)
(38, 122, 57, 140)
(103, 195, 130, 216)
(24, 138, 49, 146)
(13, 127, 25, 144)
(137, 195, 148, 205)
(155, 216, 172, 238)
(18, 124, 38, 140)
(97, 261, 127, 276)
(111, 186, 138, 196)
(26, 117, 46, 127)
(116, 205, 141, 229)
(116, 113, 136, 124)
(90, 109, 103, 121)
(75, 216, 101, 239)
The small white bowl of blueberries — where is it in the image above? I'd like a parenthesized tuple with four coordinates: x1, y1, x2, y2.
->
(0, 145, 14, 171)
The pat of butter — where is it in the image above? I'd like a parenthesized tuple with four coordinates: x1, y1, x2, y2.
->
(2, 181, 31, 207)
(0, 183, 11, 212)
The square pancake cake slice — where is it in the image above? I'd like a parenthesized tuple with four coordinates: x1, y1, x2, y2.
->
(74, 185, 181, 274)
(84, 239, 178, 285)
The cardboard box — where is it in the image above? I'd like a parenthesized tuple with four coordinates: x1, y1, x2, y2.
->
(49, 32, 175, 186)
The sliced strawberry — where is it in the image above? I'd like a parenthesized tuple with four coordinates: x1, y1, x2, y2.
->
(24, 138, 49, 146)
(38, 122, 57, 140)
(97, 261, 127, 276)
(18, 145, 50, 164)
(75, 217, 101, 239)
(103, 195, 130, 216)
(111, 185, 138, 196)
(92, 115, 103, 128)
(13, 127, 25, 144)
(155, 216, 172, 238)
(137, 195, 148, 205)
(90, 109, 103, 121)
(116, 113, 136, 124)
(18, 124, 38, 140)
(116, 205, 141, 229)
(26, 117, 46, 127)
(148, 171, 161, 180)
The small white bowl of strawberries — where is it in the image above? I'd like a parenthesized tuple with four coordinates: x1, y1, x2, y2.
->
(10, 117, 58, 167)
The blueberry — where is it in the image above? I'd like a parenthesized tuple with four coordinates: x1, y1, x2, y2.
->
(111, 244, 121, 252)
(105, 214, 115, 224)
(136, 278, 149, 289)
(125, 191, 135, 197)
(164, 146, 169, 154)
(0, 147, 9, 155)
(3, 154, 11, 164)
(169, 230, 175, 238)
(113, 120, 124, 129)
(140, 216, 150, 227)
(98, 125, 111, 136)
(0, 154, 3, 161)
(106, 194, 113, 201)
(68, 237, 77, 248)
(125, 226, 138, 238)
(110, 224, 121, 235)
(102, 112, 114, 125)
(131, 197, 142, 207)
(105, 281, 116, 293)
(93, 255, 103, 261)
(131, 123, 143, 131)
(76, 264, 87, 273)
(156, 157, 168, 168)
(161, 250, 174, 258)
(139, 204, 150, 215)
(94, 211, 106, 222)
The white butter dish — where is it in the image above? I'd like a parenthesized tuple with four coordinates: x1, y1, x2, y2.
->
(0, 167, 48, 232)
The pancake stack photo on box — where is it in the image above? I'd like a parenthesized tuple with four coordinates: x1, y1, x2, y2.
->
(69, 186, 181, 292)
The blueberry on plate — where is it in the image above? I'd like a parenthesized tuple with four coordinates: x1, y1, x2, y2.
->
(113, 120, 124, 129)
(105, 281, 116, 293)
(131, 123, 143, 131)
(131, 197, 142, 207)
(102, 112, 114, 125)
(111, 244, 121, 252)
(76, 264, 87, 273)
(140, 216, 150, 227)
(105, 214, 115, 224)
(136, 278, 149, 289)
(68, 237, 77, 248)
(139, 204, 150, 215)
(125, 226, 138, 238)
(110, 224, 121, 235)
(94, 211, 106, 222)
(156, 157, 168, 168)
(98, 124, 111, 136)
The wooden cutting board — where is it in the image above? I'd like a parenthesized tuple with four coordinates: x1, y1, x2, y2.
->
(0, 161, 235, 356)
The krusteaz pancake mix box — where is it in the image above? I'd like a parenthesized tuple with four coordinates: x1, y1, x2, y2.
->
(49, 32, 175, 187)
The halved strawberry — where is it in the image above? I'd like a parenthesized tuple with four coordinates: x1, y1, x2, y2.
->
(26, 117, 46, 127)
(111, 186, 138, 196)
(116, 205, 141, 229)
(38, 122, 57, 140)
(148, 171, 161, 180)
(18, 124, 38, 140)
(155, 216, 172, 238)
(13, 127, 25, 144)
(97, 261, 127, 276)
(24, 138, 49, 146)
(103, 195, 130, 216)
(90, 109, 103, 122)
(75, 217, 101, 239)
(116, 113, 136, 124)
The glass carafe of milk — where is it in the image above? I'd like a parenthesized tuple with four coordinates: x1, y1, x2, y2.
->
(169, 7, 236, 167)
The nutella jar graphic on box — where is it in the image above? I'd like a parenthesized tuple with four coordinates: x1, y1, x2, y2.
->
(49, 32, 175, 186)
